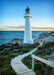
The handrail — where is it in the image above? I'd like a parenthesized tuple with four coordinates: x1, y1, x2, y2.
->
(31, 54, 54, 68)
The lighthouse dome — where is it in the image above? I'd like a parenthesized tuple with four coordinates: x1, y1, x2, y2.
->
(25, 7, 31, 14)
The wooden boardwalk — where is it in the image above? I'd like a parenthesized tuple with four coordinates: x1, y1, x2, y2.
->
(11, 42, 43, 75)
(31, 54, 54, 75)
(32, 54, 54, 68)
(11, 57, 36, 75)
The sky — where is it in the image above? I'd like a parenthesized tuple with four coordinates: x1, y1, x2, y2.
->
(0, 0, 54, 31)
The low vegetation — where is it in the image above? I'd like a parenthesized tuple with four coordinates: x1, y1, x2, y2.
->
(0, 42, 39, 75)
(22, 55, 45, 75)
(22, 42, 54, 75)
(34, 42, 54, 58)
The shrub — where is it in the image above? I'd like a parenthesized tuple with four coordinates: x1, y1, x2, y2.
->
(47, 48, 52, 55)
(0, 42, 39, 75)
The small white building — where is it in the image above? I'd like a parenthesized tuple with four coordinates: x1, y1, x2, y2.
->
(24, 7, 33, 44)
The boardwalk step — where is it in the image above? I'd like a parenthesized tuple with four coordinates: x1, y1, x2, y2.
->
(21, 71, 36, 75)
(18, 69, 32, 75)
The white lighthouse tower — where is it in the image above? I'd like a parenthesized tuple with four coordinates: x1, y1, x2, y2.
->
(24, 7, 33, 44)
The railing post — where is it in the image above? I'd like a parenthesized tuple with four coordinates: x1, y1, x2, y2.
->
(32, 57, 35, 70)
(52, 68, 54, 75)
(44, 65, 48, 75)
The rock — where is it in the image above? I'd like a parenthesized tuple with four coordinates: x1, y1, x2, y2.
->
(38, 32, 52, 39)
(10, 38, 23, 44)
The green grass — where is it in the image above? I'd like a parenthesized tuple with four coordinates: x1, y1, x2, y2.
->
(22, 42, 54, 75)
(22, 55, 45, 75)
(0, 50, 19, 75)
(0, 42, 39, 75)
(34, 42, 54, 57)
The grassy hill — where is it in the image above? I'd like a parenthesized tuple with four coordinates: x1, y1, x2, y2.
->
(22, 42, 54, 75)
(0, 42, 39, 75)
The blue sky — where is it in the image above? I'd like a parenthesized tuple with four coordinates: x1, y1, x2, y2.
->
(0, 0, 54, 30)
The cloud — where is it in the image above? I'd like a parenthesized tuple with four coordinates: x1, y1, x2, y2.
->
(5, 25, 54, 29)
(0, 25, 54, 31)
(6, 25, 25, 29)
(32, 27, 54, 29)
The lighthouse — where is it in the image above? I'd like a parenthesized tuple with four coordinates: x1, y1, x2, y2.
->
(24, 7, 33, 44)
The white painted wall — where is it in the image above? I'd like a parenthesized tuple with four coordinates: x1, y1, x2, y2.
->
(24, 13, 33, 44)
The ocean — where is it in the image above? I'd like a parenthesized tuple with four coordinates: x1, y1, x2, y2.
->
(0, 31, 51, 45)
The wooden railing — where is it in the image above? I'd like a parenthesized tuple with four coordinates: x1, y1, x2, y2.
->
(31, 54, 54, 75)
